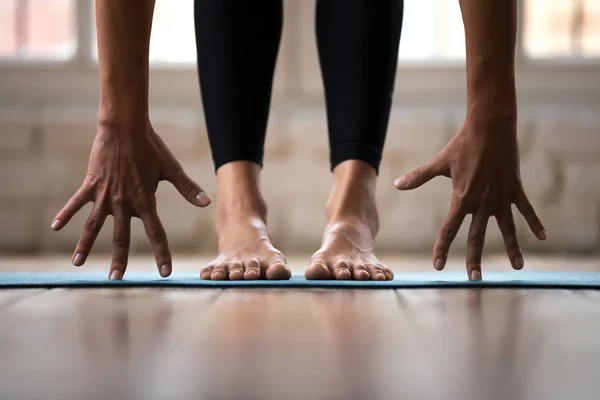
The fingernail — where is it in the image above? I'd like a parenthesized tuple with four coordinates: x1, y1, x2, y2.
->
(514, 257, 524, 270)
(539, 230, 547, 240)
(470, 270, 482, 281)
(51, 219, 63, 230)
(73, 253, 85, 266)
(395, 176, 408, 189)
(109, 270, 123, 281)
(196, 192, 211, 206)
(434, 258, 446, 270)
(161, 264, 171, 277)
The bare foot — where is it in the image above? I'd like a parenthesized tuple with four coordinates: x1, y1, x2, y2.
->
(305, 160, 393, 281)
(200, 162, 291, 281)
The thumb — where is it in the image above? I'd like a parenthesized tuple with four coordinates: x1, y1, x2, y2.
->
(394, 157, 446, 190)
(168, 169, 211, 207)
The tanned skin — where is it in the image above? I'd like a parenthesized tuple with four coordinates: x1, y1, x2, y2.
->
(51, 0, 210, 280)
(395, 0, 547, 281)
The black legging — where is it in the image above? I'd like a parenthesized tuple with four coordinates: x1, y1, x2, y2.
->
(194, 0, 403, 174)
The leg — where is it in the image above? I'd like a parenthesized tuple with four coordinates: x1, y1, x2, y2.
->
(306, 0, 403, 280)
(195, 0, 290, 280)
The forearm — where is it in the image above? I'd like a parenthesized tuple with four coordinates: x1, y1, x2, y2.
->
(459, 0, 517, 120)
(96, 0, 155, 125)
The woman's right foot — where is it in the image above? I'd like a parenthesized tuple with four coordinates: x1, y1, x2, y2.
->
(200, 161, 291, 281)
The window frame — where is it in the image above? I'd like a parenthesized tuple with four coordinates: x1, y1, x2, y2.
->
(0, 0, 599, 108)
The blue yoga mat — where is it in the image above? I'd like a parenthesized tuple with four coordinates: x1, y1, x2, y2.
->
(1, 271, 600, 289)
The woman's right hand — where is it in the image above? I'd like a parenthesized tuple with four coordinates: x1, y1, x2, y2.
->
(51, 120, 211, 280)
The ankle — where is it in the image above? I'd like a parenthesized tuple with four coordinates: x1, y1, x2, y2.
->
(326, 198, 379, 236)
(217, 196, 267, 223)
(325, 160, 379, 235)
(215, 161, 268, 224)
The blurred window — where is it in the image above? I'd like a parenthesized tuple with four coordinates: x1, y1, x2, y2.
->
(524, 0, 600, 58)
(399, 0, 600, 62)
(0, 0, 76, 61)
(1, 0, 599, 64)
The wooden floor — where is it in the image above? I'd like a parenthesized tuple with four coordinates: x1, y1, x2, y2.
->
(1, 255, 600, 400)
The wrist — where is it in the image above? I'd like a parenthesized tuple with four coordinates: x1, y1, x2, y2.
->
(98, 73, 149, 120)
(467, 85, 517, 123)
(97, 96, 149, 131)
(467, 67, 517, 113)
(96, 113, 151, 142)
(463, 112, 517, 143)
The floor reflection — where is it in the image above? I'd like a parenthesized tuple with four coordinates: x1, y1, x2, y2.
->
(1, 288, 600, 400)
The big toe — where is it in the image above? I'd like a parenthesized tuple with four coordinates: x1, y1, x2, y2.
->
(305, 261, 333, 280)
(266, 262, 292, 280)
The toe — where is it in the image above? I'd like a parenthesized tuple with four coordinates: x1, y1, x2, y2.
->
(228, 262, 244, 280)
(305, 259, 333, 280)
(352, 264, 370, 281)
(333, 259, 352, 280)
(266, 262, 291, 280)
(243, 258, 262, 280)
(381, 265, 394, 281)
(366, 264, 386, 281)
(200, 265, 214, 280)
(211, 263, 228, 280)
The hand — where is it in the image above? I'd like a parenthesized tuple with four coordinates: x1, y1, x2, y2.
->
(51, 121, 211, 280)
(394, 117, 546, 281)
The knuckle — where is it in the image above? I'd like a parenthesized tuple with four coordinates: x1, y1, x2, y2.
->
(184, 181, 198, 196)
(84, 173, 100, 189)
(149, 228, 167, 242)
(112, 196, 127, 207)
(136, 196, 155, 213)
(85, 218, 99, 231)
(410, 169, 421, 183)
(113, 236, 129, 248)
(67, 196, 81, 209)
(467, 235, 485, 248)
(451, 193, 467, 209)
(439, 226, 456, 240)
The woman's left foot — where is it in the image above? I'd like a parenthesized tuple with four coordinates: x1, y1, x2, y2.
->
(306, 220, 393, 281)
(305, 160, 393, 281)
